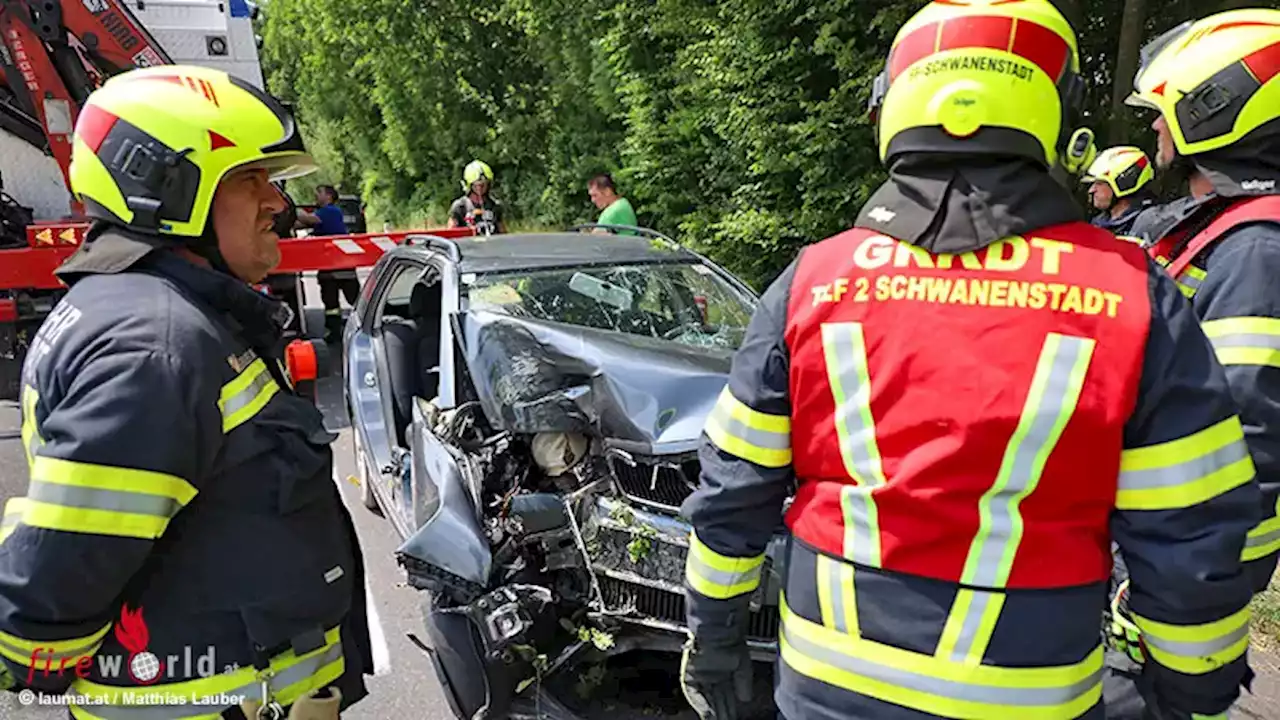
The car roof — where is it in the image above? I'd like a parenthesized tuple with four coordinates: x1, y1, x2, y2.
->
(416, 232, 704, 274)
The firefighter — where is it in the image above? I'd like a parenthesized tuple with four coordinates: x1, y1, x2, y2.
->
(447, 159, 506, 235)
(1097, 11, 1280, 717)
(1080, 146, 1159, 237)
(1128, 7, 1280, 593)
(297, 184, 357, 343)
(679, 2, 1261, 719)
(0, 65, 374, 717)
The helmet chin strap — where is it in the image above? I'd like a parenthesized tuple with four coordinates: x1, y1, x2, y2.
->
(189, 218, 237, 278)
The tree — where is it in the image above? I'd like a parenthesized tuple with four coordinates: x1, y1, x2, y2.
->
(1108, 0, 1148, 146)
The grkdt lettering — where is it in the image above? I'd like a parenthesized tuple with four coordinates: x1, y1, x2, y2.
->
(851, 234, 1074, 276)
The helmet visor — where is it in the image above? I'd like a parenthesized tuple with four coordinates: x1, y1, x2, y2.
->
(1126, 20, 1195, 108)
(237, 152, 318, 182)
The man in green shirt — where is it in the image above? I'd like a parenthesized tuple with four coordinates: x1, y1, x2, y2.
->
(588, 173, 638, 233)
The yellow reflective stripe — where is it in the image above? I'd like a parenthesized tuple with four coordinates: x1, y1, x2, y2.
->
(22, 456, 197, 540)
(0, 497, 24, 544)
(1202, 316, 1280, 369)
(779, 595, 1102, 720)
(816, 554, 859, 637)
(1134, 606, 1250, 676)
(1117, 416, 1255, 511)
(684, 530, 764, 600)
(1243, 504, 1280, 562)
(936, 589, 1006, 666)
(821, 322, 886, 568)
(703, 386, 791, 468)
(0, 623, 110, 669)
(21, 385, 43, 470)
(961, 333, 1093, 588)
(71, 627, 344, 718)
(935, 334, 1093, 666)
(220, 359, 280, 433)
(1183, 266, 1207, 282)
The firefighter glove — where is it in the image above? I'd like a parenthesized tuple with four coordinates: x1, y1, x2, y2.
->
(680, 639, 752, 720)
(1104, 579, 1146, 666)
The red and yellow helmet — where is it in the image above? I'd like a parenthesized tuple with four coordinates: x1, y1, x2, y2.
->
(69, 65, 316, 238)
(1127, 9, 1280, 157)
(1081, 146, 1155, 198)
(869, 0, 1085, 169)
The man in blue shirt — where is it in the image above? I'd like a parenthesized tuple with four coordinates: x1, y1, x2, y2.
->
(297, 185, 357, 342)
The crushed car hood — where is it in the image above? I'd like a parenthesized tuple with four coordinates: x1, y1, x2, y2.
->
(455, 310, 732, 454)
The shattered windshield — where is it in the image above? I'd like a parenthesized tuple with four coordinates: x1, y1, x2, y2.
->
(463, 261, 756, 349)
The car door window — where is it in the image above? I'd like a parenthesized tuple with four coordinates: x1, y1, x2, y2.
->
(377, 264, 425, 325)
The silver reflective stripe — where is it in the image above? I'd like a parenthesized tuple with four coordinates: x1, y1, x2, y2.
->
(964, 335, 1094, 587)
(839, 486, 879, 568)
(781, 620, 1101, 707)
(823, 558, 851, 634)
(1119, 441, 1249, 491)
(1180, 273, 1203, 292)
(0, 507, 20, 538)
(26, 480, 182, 519)
(947, 590, 999, 662)
(1209, 333, 1280, 353)
(686, 551, 762, 591)
(1247, 526, 1280, 552)
(822, 322, 886, 568)
(222, 365, 276, 421)
(1141, 624, 1250, 659)
(708, 399, 790, 451)
(76, 642, 344, 720)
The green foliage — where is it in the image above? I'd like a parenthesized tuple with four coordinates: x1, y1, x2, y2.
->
(259, 0, 1240, 290)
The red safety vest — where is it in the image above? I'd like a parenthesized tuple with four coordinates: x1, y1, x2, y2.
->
(782, 223, 1150, 588)
(1149, 195, 1280, 278)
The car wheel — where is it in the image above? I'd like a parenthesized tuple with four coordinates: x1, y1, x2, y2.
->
(354, 429, 382, 514)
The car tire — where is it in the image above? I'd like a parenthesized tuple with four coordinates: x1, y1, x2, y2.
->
(354, 429, 382, 514)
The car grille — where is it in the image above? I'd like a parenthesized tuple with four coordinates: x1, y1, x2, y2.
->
(597, 575, 779, 641)
(609, 455, 700, 512)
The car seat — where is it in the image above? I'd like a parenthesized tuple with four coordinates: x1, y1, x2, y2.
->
(410, 281, 444, 402)
(382, 313, 418, 448)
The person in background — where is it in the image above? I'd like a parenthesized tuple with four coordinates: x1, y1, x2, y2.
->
(588, 173, 638, 234)
(1080, 146, 1159, 238)
(298, 184, 357, 343)
(448, 160, 506, 235)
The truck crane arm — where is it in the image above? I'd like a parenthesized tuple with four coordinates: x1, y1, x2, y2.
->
(0, 0, 171, 203)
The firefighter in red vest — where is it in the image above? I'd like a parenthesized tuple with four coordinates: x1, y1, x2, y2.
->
(1127, 8, 1280, 595)
(678, 2, 1262, 719)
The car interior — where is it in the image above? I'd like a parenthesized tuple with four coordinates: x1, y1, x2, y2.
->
(379, 268, 444, 448)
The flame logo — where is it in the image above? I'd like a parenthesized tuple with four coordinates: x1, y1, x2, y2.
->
(114, 604, 149, 653)
(114, 604, 165, 685)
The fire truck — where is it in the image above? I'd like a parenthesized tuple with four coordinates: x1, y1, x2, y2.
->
(0, 0, 468, 400)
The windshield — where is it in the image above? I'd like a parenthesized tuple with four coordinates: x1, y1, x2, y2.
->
(463, 262, 757, 349)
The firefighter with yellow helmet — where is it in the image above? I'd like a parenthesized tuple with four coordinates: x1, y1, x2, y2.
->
(1130, 6, 1280, 596)
(679, 1, 1260, 719)
(448, 159, 506, 235)
(0, 65, 375, 717)
(1099, 9, 1280, 719)
(1081, 146, 1158, 235)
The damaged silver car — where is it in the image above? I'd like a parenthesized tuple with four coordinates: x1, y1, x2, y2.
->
(342, 226, 788, 719)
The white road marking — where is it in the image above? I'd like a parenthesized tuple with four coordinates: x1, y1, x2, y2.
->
(333, 469, 393, 677)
